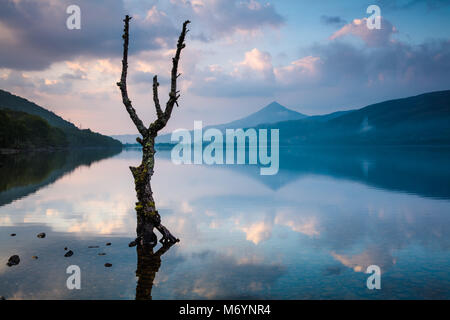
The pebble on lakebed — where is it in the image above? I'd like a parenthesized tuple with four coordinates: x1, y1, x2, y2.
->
(104, 263, 112, 267)
(37, 233, 46, 238)
(6, 255, 20, 267)
(64, 250, 73, 257)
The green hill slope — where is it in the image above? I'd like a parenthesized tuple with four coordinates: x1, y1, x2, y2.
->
(0, 109, 67, 149)
(0, 89, 122, 148)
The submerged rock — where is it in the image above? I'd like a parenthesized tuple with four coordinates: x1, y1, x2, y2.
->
(64, 250, 73, 257)
(106, 242, 111, 246)
(10, 233, 16, 237)
(64, 247, 68, 251)
(6, 255, 20, 267)
(104, 263, 112, 267)
(37, 233, 46, 239)
(32, 256, 38, 260)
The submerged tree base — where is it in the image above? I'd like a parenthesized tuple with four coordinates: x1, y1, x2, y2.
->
(131, 136, 179, 246)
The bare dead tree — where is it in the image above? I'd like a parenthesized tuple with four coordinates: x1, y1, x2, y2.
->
(117, 15, 190, 246)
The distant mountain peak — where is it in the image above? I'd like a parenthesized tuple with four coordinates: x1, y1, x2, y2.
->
(265, 101, 284, 108)
(222, 101, 307, 129)
(262, 101, 288, 112)
(115, 101, 308, 144)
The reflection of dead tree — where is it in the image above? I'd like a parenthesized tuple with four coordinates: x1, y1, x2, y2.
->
(135, 243, 174, 300)
(117, 15, 190, 245)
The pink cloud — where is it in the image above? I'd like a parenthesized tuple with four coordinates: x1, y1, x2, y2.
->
(239, 48, 273, 73)
(274, 56, 321, 85)
(330, 17, 397, 47)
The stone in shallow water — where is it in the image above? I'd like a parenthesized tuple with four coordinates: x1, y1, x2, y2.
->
(6, 255, 20, 267)
(104, 263, 112, 267)
(37, 233, 46, 239)
(64, 247, 68, 251)
(64, 250, 73, 257)
(32, 256, 38, 260)
(98, 253, 106, 256)
(106, 242, 111, 246)
(88, 246, 100, 248)
(10, 233, 16, 237)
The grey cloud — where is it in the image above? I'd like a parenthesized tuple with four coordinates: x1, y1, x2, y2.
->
(0, 0, 285, 71)
(190, 73, 276, 98)
(131, 71, 169, 85)
(37, 80, 73, 95)
(166, 0, 285, 41)
(0, 71, 35, 89)
(60, 70, 87, 81)
(188, 20, 450, 103)
(311, 39, 450, 90)
(0, 69, 81, 95)
(0, 0, 179, 71)
(131, 71, 155, 84)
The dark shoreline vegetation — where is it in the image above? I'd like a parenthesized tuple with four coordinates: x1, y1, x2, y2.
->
(0, 89, 122, 151)
(0, 109, 67, 150)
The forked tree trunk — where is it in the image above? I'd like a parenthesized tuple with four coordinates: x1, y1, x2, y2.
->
(131, 135, 177, 245)
(131, 135, 158, 244)
(117, 16, 190, 246)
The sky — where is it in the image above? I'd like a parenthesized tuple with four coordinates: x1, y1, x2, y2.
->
(0, 0, 449, 135)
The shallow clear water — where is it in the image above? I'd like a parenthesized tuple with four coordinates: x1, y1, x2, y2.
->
(0, 147, 449, 299)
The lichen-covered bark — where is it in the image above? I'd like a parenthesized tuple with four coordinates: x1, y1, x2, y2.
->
(117, 15, 189, 246)
(117, 16, 147, 137)
(130, 135, 158, 244)
(130, 135, 177, 245)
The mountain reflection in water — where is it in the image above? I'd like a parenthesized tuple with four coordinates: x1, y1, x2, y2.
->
(0, 146, 449, 299)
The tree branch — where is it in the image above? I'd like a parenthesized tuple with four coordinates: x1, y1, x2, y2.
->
(152, 75, 163, 119)
(149, 20, 190, 134)
(117, 15, 147, 136)
(164, 20, 190, 119)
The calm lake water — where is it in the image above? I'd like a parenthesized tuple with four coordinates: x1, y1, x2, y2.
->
(0, 146, 449, 299)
